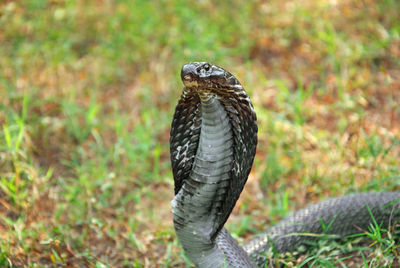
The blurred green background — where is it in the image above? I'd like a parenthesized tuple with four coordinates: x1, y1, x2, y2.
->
(1, 0, 399, 266)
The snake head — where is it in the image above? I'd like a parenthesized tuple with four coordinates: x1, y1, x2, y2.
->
(181, 62, 240, 90)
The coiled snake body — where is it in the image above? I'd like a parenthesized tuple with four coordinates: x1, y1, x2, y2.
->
(170, 62, 400, 267)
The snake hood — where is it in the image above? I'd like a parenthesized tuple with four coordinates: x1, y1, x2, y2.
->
(171, 62, 258, 237)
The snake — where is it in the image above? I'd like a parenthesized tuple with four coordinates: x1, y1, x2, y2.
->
(169, 62, 400, 267)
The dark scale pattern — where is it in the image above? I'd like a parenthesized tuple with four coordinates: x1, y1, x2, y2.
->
(244, 192, 400, 267)
(216, 228, 257, 268)
(170, 87, 202, 195)
(218, 91, 257, 237)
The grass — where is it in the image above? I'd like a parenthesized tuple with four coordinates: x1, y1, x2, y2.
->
(0, 0, 399, 267)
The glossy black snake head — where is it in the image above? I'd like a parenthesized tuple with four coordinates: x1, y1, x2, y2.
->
(181, 62, 240, 89)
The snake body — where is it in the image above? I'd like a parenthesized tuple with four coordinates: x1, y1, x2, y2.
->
(170, 62, 400, 267)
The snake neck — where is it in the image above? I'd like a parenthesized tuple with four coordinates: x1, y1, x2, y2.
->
(171, 96, 233, 267)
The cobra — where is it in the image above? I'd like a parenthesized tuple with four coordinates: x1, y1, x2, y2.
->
(170, 62, 400, 267)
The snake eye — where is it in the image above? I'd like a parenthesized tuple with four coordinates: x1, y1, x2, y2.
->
(203, 64, 210, 71)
